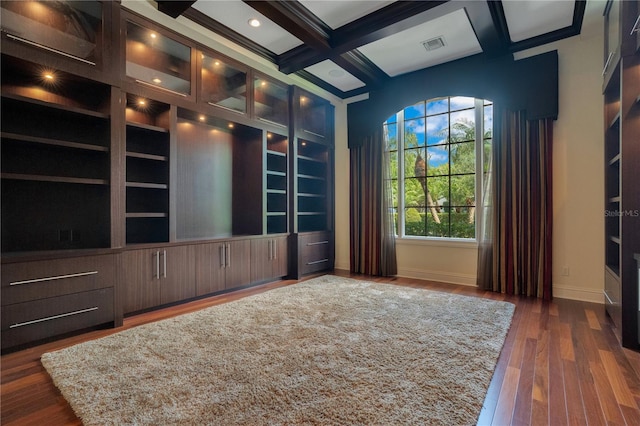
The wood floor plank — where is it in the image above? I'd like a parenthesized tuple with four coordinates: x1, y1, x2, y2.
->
(2, 272, 639, 426)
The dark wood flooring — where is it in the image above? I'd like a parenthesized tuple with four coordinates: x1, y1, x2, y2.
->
(2, 271, 639, 425)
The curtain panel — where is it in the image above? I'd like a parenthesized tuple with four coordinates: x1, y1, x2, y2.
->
(350, 130, 397, 276)
(478, 108, 553, 300)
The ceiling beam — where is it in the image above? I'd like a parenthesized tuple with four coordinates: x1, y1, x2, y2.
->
(156, 1, 197, 18)
(243, 1, 332, 51)
(465, 0, 510, 57)
(278, 0, 452, 74)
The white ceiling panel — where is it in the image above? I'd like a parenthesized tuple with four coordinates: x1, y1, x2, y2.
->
(193, 0, 303, 54)
(503, 0, 575, 42)
(304, 60, 366, 92)
(299, 0, 394, 29)
(358, 8, 483, 77)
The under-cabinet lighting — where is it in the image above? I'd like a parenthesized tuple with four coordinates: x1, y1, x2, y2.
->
(199, 115, 205, 122)
(228, 123, 234, 129)
(248, 18, 261, 28)
(300, 96, 307, 104)
(301, 142, 307, 146)
(138, 99, 146, 107)
(152, 78, 162, 84)
(267, 133, 272, 139)
(42, 71, 56, 83)
(214, 61, 220, 67)
(150, 32, 157, 39)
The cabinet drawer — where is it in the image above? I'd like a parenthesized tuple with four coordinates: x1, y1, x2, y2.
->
(299, 232, 332, 274)
(1, 288, 114, 349)
(1, 255, 116, 305)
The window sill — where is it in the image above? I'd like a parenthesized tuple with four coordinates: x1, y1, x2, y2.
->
(395, 237, 478, 249)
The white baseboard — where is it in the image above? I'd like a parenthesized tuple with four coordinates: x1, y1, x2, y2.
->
(334, 264, 604, 304)
(395, 267, 477, 287)
(553, 285, 604, 304)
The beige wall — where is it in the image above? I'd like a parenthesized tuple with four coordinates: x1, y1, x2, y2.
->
(336, 2, 606, 303)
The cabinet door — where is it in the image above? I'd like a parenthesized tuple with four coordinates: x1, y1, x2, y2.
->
(225, 240, 252, 290)
(272, 236, 288, 278)
(122, 249, 161, 313)
(195, 242, 226, 296)
(250, 238, 272, 283)
(159, 245, 196, 305)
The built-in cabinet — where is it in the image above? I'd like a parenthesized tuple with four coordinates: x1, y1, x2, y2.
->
(0, 1, 334, 351)
(603, 0, 640, 350)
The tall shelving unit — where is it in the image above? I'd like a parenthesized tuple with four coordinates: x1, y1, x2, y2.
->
(602, 0, 640, 350)
(266, 133, 289, 234)
(289, 86, 335, 278)
(1, 55, 112, 252)
(124, 95, 171, 244)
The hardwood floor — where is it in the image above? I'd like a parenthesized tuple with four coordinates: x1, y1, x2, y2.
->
(2, 271, 639, 425)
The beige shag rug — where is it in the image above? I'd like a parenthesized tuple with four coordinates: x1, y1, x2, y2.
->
(41, 275, 514, 425)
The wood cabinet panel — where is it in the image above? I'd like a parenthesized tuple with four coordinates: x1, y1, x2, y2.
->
(196, 240, 251, 295)
(122, 246, 195, 313)
(299, 231, 333, 275)
(251, 236, 288, 283)
(1, 255, 116, 305)
(1, 287, 114, 349)
(225, 240, 252, 289)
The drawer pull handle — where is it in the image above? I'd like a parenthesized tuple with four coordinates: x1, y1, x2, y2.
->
(9, 271, 98, 286)
(306, 240, 329, 246)
(9, 307, 98, 329)
(307, 258, 329, 265)
(631, 15, 640, 35)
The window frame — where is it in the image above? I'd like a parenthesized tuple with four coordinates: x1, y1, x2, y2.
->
(385, 97, 491, 243)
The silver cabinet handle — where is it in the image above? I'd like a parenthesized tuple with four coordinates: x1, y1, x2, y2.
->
(162, 250, 167, 278)
(9, 271, 98, 286)
(307, 259, 329, 265)
(268, 239, 273, 260)
(273, 239, 277, 260)
(220, 245, 226, 268)
(306, 240, 329, 246)
(226, 244, 231, 268)
(155, 251, 160, 280)
(631, 15, 640, 35)
(10, 306, 98, 328)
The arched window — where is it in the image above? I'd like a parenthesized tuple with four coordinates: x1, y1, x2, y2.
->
(384, 96, 492, 240)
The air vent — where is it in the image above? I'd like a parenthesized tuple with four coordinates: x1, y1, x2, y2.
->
(422, 36, 446, 51)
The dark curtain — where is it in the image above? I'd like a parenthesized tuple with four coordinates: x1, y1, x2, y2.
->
(350, 130, 397, 276)
(477, 108, 553, 300)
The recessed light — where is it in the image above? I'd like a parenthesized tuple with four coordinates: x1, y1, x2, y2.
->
(199, 115, 205, 122)
(150, 32, 157, 39)
(228, 123, 234, 129)
(138, 99, 146, 107)
(42, 71, 55, 82)
(152, 78, 162, 84)
(248, 18, 261, 28)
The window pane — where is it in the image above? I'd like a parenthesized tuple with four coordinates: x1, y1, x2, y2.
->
(404, 102, 425, 120)
(427, 176, 449, 207)
(450, 142, 475, 174)
(450, 96, 475, 111)
(450, 109, 475, 142)
(450, 174, 475, 206)
(384, 123, 398, 150)
(386, 114, 397, 125)
(427, 145, 449, 176)
(484, 104, 493, 139)
(405, 207, 426, 236)
(387, 151, 398, 180)
(404, 118, 425, 147)
(426, 98, 448, 116)
(451, 207, 475, 238)
(387, 178, 398, 204)
(404, 148, 425, 178)
(404, 177, 425, 207)
(483, 139, 492, 173)
(426, 210, 450, 237)
(426, 114, 448, 145)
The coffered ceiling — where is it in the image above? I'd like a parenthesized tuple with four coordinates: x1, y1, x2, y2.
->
(156, 0, 587, 99)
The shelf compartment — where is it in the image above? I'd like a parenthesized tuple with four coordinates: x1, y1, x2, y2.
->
(126, 156, 168, 186)
(1, 96, 110, 149)
(1, 179, 110, 252)
(1, 140, 109, 183)
(298, 213, 328, 233)
(126, 187, 168, 214)
(267, 192, 287, 213)
(267, 215, 287, 234)
(126, 217, 169, 245)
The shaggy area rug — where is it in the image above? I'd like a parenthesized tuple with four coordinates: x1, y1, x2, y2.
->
(41, 275, 515, 425)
